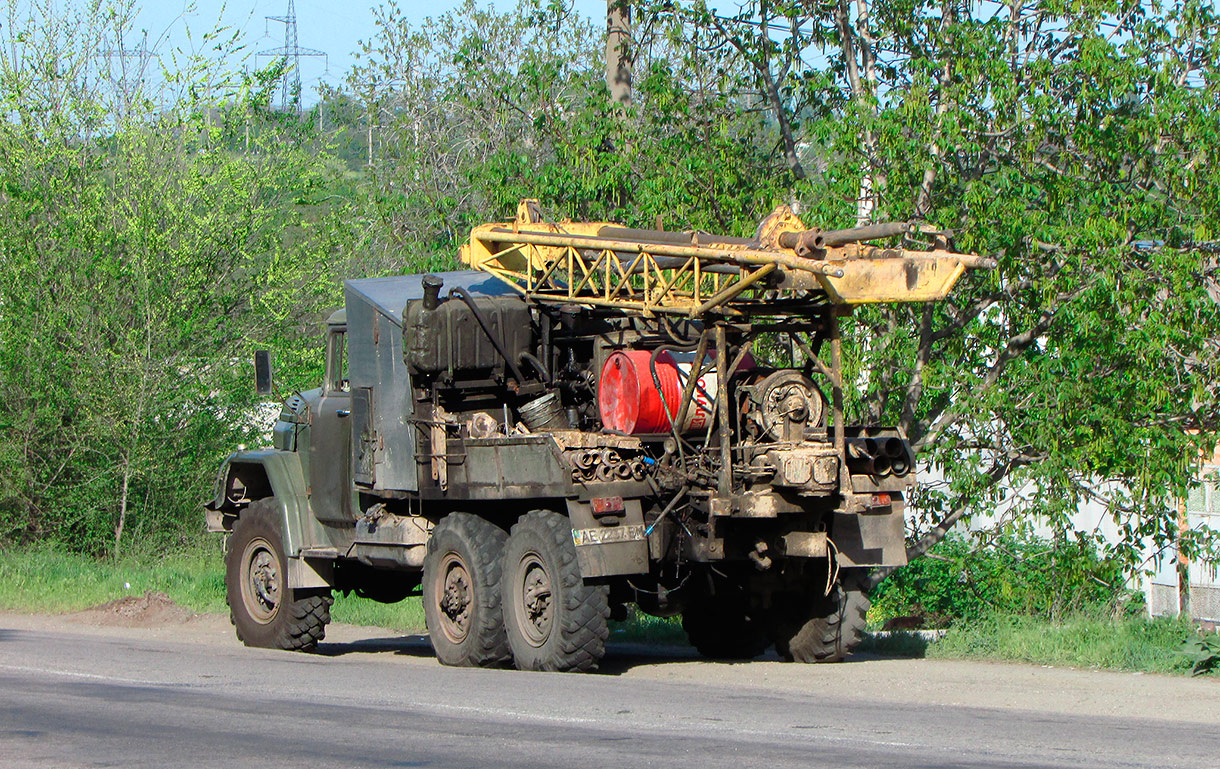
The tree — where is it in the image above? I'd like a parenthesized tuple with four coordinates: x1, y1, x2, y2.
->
(341, 0, 1219, 580)
(638, 0, 1220, 578)
(342, 0, 790, 268)
(0, 1, 346, 554)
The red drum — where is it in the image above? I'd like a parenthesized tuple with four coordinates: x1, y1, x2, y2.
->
(598, 350, 717, 435)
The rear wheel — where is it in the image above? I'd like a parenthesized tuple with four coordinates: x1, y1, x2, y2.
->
(423, 513, 511, 668)
(225, 497, 332, 652)
(770, 575, 870, 663)
(682, 574, 770, 660)
(502, 510, 609, 672)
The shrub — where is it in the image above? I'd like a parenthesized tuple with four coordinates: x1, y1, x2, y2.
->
(870, 533, 1136, 626)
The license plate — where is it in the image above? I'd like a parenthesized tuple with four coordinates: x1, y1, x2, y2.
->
(572, 524, 646, 547)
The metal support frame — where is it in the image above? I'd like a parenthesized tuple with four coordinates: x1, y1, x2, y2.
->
(672, 332, 709, 434)
(461, 202, 994, 318)
(467, 227, 844, 318)
(643, 316, 846, 501)
(828, 313, 849, 492)
(715, 324, 733, 497)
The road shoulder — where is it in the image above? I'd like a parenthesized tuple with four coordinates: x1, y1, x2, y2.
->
(2, 608, 1216, 725)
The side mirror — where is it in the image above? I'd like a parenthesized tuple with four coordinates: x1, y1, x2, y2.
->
(254, 350, 274, 396)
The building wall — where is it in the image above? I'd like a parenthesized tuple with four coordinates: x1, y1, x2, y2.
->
(1149, 448, 1220, 622)
(1186, 461, 1219, 621)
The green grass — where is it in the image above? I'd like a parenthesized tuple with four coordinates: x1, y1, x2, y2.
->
(0, 545, 229, 614)
(926, 613, 1202, 675)
(610, 609, 686, 645)
(330, 595, 426, 634)
(857, 630, 932, 657)
(855, 616, 1204, 677)
(329, 597, 692, 642)
(0, 546, 690, 643)
(0, 546, 430, 632)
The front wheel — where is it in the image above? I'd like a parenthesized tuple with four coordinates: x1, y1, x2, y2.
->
(501, 510, 609, 672)
(225, 498, 332, 651)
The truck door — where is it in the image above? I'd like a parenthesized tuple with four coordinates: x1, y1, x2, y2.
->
(310, 323, 354, 523)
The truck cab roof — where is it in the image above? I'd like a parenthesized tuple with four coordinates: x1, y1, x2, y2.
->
(344, 270, 518, 327)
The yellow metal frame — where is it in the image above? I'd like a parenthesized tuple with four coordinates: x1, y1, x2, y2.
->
(460, 200, 991, 317)
(465, 232, 785, 317)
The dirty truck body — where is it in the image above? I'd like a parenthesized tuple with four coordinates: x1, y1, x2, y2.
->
(207, 202, 990, 671)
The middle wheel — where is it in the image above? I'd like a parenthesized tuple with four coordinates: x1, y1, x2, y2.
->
(502, 510, 609, 672)
(681, 568, 770, 660)
(422, 512, 511, 668)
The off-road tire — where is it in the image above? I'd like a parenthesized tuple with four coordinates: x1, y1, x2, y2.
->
(225, 497, 332, 652)
(770, 580, 870, 663)
(422, 513, 511, 668)
(681, 582, 770, 660)
(502, 510, 609, 672)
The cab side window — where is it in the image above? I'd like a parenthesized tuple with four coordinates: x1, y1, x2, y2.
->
(325, 327, 348, 393)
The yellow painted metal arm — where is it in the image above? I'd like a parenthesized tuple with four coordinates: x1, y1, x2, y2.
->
(459, 200, 994, 317)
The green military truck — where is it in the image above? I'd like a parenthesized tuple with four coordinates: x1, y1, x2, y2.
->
(206, 201, 991, 672)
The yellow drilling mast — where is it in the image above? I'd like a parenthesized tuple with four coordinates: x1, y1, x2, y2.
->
(461, 200, 995, 318)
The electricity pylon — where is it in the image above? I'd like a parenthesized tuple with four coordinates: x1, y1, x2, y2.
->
(257, 0, 326, 114)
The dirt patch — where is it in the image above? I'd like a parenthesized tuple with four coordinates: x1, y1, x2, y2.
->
(73, 590, 197, 627)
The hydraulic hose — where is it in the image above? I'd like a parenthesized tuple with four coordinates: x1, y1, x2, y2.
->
(518, 351, 551, 384)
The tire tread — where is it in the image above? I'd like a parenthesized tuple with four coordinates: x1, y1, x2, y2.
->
(226, 498, 332, 653)
(423, 512, 512, 668)
(504, 511, 609, 672)
(772, 582, 870, 663)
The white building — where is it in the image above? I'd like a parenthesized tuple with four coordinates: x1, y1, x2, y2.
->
(1149, 447, 1220, 624)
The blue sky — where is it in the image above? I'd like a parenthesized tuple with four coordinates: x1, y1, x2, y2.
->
(131, 1, 607, 100)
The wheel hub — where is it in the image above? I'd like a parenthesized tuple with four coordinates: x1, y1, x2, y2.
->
(240, 539, 280, 624)
(437, 555, 472, 643)
(517, 555, 553, 646)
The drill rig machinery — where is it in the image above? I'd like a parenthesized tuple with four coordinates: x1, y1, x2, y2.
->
(208, 199, 993, 671)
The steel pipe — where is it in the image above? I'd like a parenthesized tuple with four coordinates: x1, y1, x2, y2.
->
(476, 228, 845, 278)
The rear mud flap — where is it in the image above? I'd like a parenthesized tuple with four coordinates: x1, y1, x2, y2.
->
(565, 498, 649, 578)
(832, 509, 907, 567)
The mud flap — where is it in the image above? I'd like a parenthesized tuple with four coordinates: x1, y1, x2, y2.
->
(565, 498, 649, 578)
(289, 556, 334, 589)
(832, 509, 907, 567)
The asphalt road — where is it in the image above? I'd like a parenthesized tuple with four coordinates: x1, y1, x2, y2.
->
(1, 620, 1217, 769)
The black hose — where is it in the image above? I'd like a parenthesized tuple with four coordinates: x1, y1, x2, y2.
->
(649, 346, 686, 449)
(447, 286, 527, 383)
(649, 345, 717, 426)
(518, 351, 550, 384)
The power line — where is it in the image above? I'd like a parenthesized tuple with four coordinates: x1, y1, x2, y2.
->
(102, 29, 159, 116)
(257, 0, 327, 114)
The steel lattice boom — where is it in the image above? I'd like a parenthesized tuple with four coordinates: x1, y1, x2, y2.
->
(461, 200, 995, 318)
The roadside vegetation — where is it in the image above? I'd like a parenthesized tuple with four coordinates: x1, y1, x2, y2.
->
(0, 546, 426, 632)
(864, 534, 1216, 676)
(0, 547, 228, 615)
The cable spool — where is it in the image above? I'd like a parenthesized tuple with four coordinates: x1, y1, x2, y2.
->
(520, 392, 569, 431)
